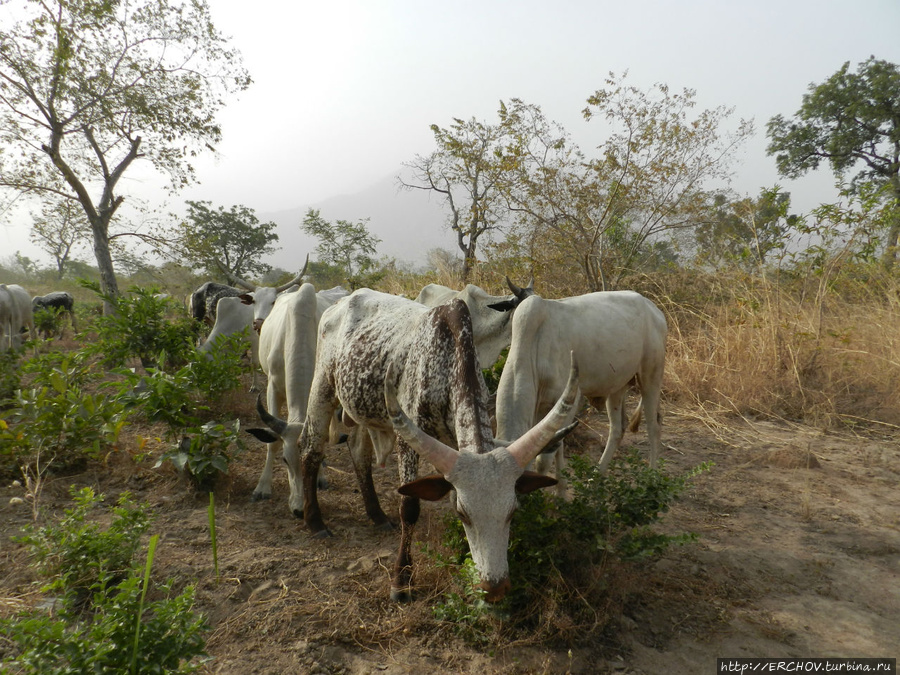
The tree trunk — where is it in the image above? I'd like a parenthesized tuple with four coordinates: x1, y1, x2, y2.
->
(91, 216, 120, 314)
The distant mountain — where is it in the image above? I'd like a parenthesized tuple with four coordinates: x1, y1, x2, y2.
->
(260, 173, 457, 272)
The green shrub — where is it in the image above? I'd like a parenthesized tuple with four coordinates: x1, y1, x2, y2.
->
(15, 487, 152, 607)
(0, 354, 130, 475)
(187, 331, 249, 401)
(433, 450, 711, 641)
(0, 347, 22, 406)
(2, 487, 208, 673)
(83, 283, 199, 370)
(33, 306, 62, 339)
(154, 419, 246, 491)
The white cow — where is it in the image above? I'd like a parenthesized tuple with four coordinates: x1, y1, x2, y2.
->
(0, 284, 36, 350)
(415, 278, 534, 368)
(255, 289, 579, 603)
(247, 283, 349, 508)
(495, 291, 667, 488)
(198, 263, 309, 391)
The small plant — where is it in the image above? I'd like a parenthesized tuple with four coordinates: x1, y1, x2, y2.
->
(481, 347, 508, 394)
(0, 347, 22, 407)
(16, 487, 153, 607)
(33, 306, 62, 339)
(155, 419, 246, 491)
(432, 450, 711, 642)
(2, 488, 208, 673)
(0, 353, 130, 475)
(116, 359, 199, 431)
(431, 558, 495, 643)
(188, 331, 248, 401)
(83, 282, 199, 370)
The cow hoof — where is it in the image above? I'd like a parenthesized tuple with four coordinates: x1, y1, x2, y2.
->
(251, 491, 271, 502)
(390, 587, 413, 603)
(292, 508, 304, 519)
(310, 528, 333, 539)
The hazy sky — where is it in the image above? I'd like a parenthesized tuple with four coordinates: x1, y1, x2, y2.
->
(3, 0, 900, 267)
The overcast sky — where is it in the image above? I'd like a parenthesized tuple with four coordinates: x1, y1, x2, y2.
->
(3, 0, 900, 267)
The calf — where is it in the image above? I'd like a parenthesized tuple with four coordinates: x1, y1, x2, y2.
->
(256, 289, 579, 603)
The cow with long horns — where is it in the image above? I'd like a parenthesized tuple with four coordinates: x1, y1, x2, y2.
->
(254, 289, 579, 603)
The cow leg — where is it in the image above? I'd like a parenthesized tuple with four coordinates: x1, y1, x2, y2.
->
(596, 389, 627, 472)
(643, 377, 663, 467)
(391, 442, 420, 602)
(300, 384, 337, 534)
(346, 427, 392, 530)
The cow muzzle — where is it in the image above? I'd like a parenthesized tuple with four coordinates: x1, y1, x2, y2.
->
(479, 576, 511, 603)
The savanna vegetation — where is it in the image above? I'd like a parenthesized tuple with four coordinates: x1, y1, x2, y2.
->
(1, 0, 898, 667)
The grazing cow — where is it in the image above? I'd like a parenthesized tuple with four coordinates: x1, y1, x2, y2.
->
(246, 283, 349, 506)
(197, 262, 310, 391)
(415, 278, 534, 368)
(495, 291, 667, 489)
(189, 282, 242, 325)
(0, 284, 35, 349)
(256, 289, 579, 603)
(32, 291, 78, 337)
(198, 296, 263, 391)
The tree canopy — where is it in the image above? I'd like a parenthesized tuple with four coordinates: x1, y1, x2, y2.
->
(767, 57, 900, 267)
(175, 201, 279, 279)
(0, 0, 251, 307)
(301, 209, 381, 290)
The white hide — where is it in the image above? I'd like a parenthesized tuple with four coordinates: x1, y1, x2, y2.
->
(253, 283, 348, 512)
(495, 291, 667, 480)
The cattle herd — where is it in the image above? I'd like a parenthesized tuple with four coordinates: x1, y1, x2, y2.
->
(3, 270, 668, 603)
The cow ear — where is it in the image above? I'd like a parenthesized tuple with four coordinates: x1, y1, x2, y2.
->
(515, 471, 558, 494)
(487, 299, 516, 312)
(246, 427, 279, 443)
(398, 475, 454, 501)
(239, 293, 254, 305)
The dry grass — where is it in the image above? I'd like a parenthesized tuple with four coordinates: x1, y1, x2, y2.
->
(633, 267, 900, 431)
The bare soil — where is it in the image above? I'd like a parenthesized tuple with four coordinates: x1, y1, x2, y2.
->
(2, 386, 898, 674)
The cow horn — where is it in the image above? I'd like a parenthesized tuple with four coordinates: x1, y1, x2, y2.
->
(506, 276, 535, 302)
(256, 394, 287, 435)
(275, 254, 310, 293)
(216, 260, 257, 291)
(507, 352, 580, 469)
(383, 363, 459, 476)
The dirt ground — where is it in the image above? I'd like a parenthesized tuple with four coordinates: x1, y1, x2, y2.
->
(1, 391, 898, 674)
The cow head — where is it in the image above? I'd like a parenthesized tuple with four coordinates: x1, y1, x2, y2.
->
(232, 256, 310, 333)
(385, 353, 579, 602)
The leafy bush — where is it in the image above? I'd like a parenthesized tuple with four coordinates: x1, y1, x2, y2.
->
(481, 347, 508, 395)
(15, 487, 152, 606)
(2, 487, 208, 673)
(32, 306, 62, 339)
(83, 282, 199, 370)
(433, 450, 710, 641)
(0, 353, 130, 475)
(0, 347, 22, 406)
(116, 361, 198, 431)
(155, 419, 246, 491)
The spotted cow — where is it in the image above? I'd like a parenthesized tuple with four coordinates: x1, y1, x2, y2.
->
(255, 289, 580, 603)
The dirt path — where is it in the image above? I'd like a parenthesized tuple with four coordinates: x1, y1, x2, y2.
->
(2, 408, 898, 674)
